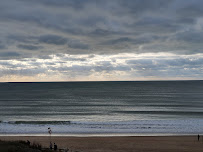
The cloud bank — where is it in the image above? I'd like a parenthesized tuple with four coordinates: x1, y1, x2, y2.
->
(0, 0, 202, 81)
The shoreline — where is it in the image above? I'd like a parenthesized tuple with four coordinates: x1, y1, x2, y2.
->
(0, 133, 202, 137)
(1, 135, 203, 152)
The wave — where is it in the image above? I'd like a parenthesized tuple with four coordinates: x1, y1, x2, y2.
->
(114, 110, 203, 115)
(0, 120, 71, 125)
(1, 119, 203, 135)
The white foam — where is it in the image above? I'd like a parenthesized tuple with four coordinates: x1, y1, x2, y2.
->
(0, 119, 203, 135)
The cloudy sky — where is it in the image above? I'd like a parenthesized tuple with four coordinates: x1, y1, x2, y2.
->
(0, 0, 203, 81)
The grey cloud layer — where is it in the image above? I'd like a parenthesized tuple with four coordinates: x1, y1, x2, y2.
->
(0, 0, 203, 58)
(0, 0, 203, 80)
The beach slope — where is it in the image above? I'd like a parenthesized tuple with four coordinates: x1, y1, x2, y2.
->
(1, 136, 203, 152)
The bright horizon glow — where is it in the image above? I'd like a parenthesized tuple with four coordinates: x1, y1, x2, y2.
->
(0, 52, 202, 82)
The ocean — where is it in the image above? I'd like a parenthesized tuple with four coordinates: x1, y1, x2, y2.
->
(0, 81, 203, 136)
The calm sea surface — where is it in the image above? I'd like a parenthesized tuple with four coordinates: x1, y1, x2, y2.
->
(0, 81, 203, 135)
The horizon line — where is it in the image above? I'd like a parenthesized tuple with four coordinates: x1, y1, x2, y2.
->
(1, 80, 203, 83)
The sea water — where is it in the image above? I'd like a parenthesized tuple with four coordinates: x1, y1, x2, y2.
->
(0, 81, 203, 135)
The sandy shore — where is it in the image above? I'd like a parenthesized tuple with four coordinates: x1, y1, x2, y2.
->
(0, 136, 203, 152)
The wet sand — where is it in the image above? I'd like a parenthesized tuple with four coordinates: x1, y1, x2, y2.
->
(0, 136, 203, 152)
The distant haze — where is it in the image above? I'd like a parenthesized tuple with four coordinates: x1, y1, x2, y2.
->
(0, 0, 203, 81)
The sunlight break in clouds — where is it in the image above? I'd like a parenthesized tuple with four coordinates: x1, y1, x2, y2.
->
(0, 53, 202, 82)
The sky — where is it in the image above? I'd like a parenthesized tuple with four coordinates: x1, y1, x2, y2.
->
(0, 0, 203, 82)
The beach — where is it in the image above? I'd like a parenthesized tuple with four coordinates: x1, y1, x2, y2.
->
(1, 136, 203, 152)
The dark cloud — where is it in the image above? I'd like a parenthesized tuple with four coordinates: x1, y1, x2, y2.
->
(0, 52, 20, 57)
(0, 0, 202, 56)
(116, 0, 173, 14)
(104, 37, 133, 45)
(17, 44, 42, 50)
(60, 56, 87, 62)
(39, 35, 67, 45)
(21, 0, 90, 9)
(90, 29, 119, 37)
(68, 41, 89, 50)
(0, 45, 6, 49)
(7, 35, 33, 43)
(175, 31, 203, 43)
(126, 57, 203, 70)
(132, 17, 179, 33)
(103, 36, 155, 46)
(176, 1, 203, 19)
(0, 68, 46, 77)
